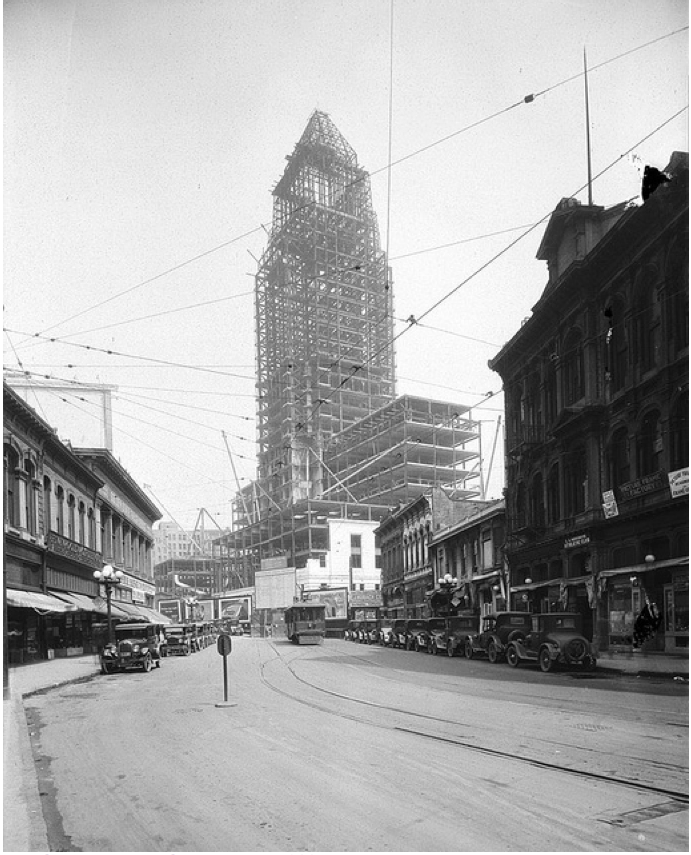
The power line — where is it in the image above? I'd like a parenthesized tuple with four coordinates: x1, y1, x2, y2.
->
(13, 25, 685, 348)
(2, 328, 256, 381)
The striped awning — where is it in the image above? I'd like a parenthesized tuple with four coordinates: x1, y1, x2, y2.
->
(7, 589, 76, 613)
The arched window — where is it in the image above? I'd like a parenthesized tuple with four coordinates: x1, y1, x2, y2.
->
(515, 480, 526, 528)
(24, 458, 37, 535)
(638, 410, 662, 476)
(547, 463, 560, 524)
(87, 507, 96, 549)
(42, 477, 52, 537)
(608, 426, 630, 490)
(544, 357, 558, 426)
(4, 444, 20, 527)
(565, 445, 587, 516)
(55, 485, 65, 534)
(78, 501, 86, 544)
(670, 392, 689, 471)
(530, 472, 545, 529)
(665, 240, 689, 354)
(635, 267, 661, 373)
(562, 330, 584, 405)
(605, 296, 628, 392)
(67, 493, 76, 541)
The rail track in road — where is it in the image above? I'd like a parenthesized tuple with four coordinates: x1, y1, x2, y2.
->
(261, 639, 689, 807)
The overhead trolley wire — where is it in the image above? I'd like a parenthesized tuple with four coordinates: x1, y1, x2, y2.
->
(12, 26, 686, 348)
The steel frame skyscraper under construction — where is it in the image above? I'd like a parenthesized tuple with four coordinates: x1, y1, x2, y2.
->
(254, 110, 396, 513)
(219, 112, 480, 590)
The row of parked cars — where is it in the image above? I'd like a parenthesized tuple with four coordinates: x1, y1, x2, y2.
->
(99, 621, 218, 674)
(344, 611, 597, 673)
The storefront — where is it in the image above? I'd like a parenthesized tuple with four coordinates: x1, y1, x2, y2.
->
(599, 558, 689, 655)
(6, 589, 76, 664)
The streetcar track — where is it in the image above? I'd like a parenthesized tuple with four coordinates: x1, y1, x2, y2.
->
(261, 640, 689, 806)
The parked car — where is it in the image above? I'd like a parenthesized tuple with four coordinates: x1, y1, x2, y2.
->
(404, 619, 429, 651)
(345, 620, 361, 642)
(428, 614, 478, 656)
(465, 612, 533, 663)
(363, 620, 381, 644)
(100, 622, 162, 674)
(379, 620, 394, 646)
(506, 613, 597, 672)
(391, 619, 408, 649)
(420, 618, 446, 653)
(165, 624, 193, 656)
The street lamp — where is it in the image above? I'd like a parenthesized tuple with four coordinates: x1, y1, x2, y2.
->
(438, 573, 458, 616)
(94, 564, 124, 644)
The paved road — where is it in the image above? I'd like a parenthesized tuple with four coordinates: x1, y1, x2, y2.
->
(24, 637, 688, 852)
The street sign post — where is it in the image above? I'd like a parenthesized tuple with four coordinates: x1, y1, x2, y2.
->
(215, 633, 236, 708)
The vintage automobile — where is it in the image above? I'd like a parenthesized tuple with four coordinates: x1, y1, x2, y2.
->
(419, 618, 446, 653)
(403, 619, 429, 651)
(344, 620, 360, 642)
(100, 622, 162, 674)
(506, 612, 597, 672)
(378, 620, 395, 647)
(465, 611, 533, 663)
(362, 620, 381, 645)
(391, 619, 408, 649)
(165, 624, 193, 656)
(428, 614, 478, 656)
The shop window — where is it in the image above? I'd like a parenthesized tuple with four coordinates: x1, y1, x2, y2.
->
(608, 583, 641, 647)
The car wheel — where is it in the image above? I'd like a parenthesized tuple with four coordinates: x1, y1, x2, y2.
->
(184, 646, 191, 656)
(143, 655, 152, 673)
(101, 660, 115, 675)
(539, 647, 553, 673)
(465, 640, 474, 659)
(506, 645, 519, 668)
(488, 641, 499, 663)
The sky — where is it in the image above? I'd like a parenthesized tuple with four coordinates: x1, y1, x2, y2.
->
(4, 0, 688, 530)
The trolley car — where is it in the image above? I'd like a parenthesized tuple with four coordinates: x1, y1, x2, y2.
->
(284, 603, 326, 645)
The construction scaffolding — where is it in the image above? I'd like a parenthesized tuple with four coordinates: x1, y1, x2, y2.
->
(255, 110, 396, 514)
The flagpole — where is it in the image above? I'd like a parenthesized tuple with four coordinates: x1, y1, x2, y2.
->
(584, 47, 593, 206)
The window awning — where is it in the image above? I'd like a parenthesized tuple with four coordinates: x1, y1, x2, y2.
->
(115, 602, 150, 619)
(137, 607, 172, 625)
(7, 589, 76, 613)
(50, 591, 103, 613)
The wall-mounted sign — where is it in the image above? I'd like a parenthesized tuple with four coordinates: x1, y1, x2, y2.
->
(668, 468, 689, 499)
(602, 490, 619, 519)
(564, 534, 590, 549)
(618, 471, 665, 501)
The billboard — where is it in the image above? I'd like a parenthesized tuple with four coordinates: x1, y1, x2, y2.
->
(304, 588, 347, 619)
(195, 599, 215, 621)
(219, 596, 252, 622)
(157, 599, 181, 622)
(255, 567, 296, 609)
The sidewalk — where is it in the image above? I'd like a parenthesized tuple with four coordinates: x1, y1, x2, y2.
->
(2, 647, 688, 851)
(3, 655, 101, 853)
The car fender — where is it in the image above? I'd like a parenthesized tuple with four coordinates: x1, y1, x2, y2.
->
(541, 641, 560, 661)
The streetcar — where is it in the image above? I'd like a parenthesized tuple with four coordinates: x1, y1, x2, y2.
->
(284, 603, 326, 645)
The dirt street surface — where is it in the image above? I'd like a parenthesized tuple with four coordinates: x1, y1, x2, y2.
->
(23, 637, 688, 852)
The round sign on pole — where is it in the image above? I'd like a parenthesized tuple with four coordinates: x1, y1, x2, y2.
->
(217, 633, 232, 656)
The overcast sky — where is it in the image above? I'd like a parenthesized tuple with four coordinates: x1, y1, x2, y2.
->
(4, 0, 688, 529)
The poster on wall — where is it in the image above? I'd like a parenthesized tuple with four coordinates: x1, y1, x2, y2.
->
(219, 596, 252, 622)
(157, 599, 181, 622)
(304, 588, 348, 619)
